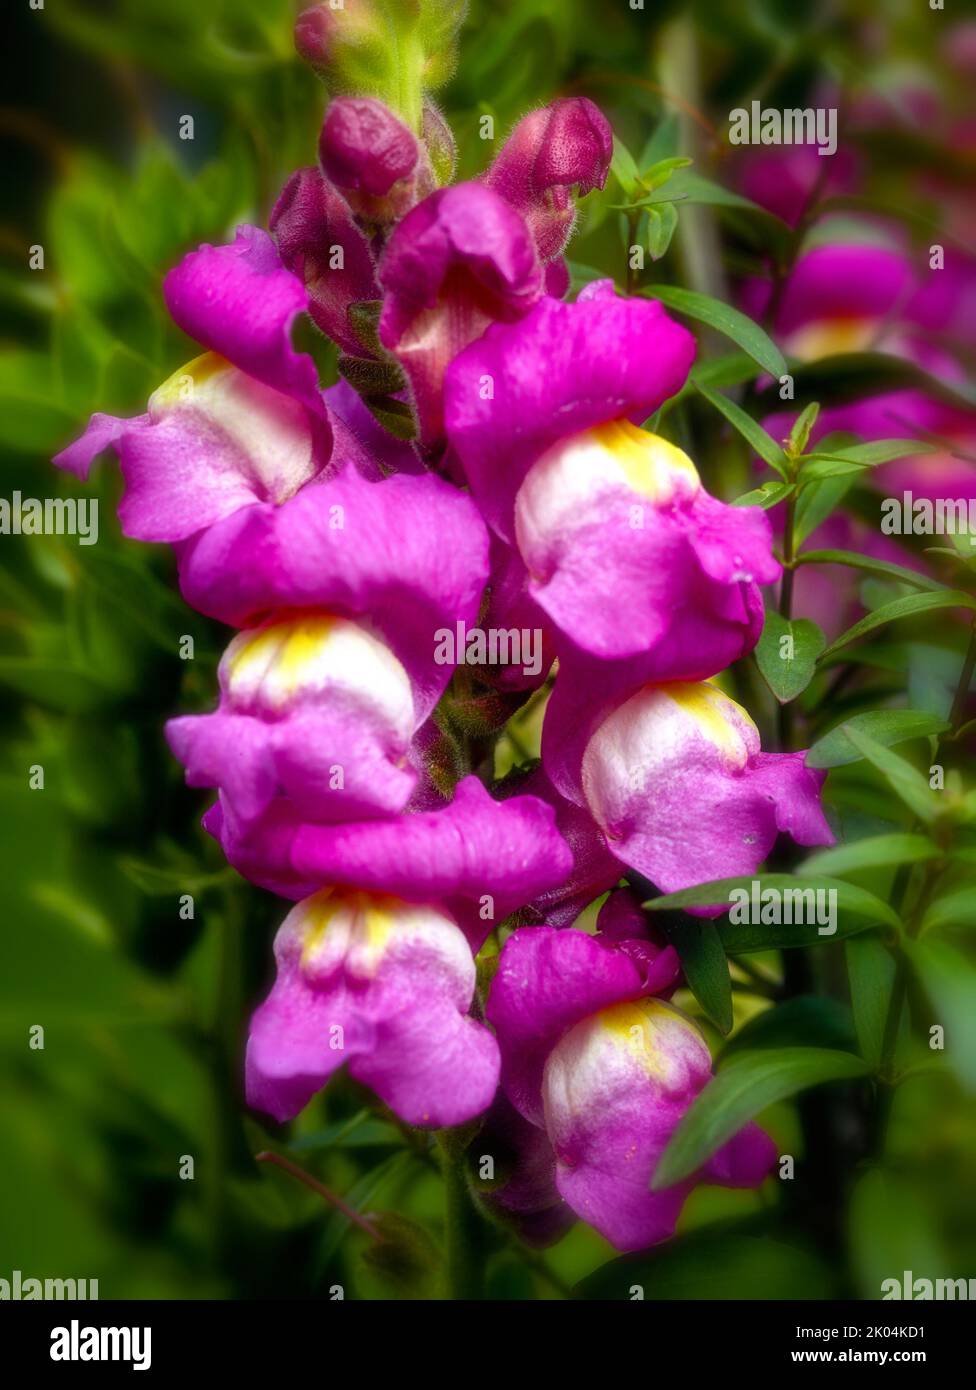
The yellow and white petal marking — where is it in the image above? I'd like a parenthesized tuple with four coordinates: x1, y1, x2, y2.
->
(285, 888, 475, 994)
(783, 317, 878, 364)
(581, 680, 759, 827)
(515, 421, 699, 549)
(150, 351, 318, 504)
(221, 612, 415, 735)
(543, 998, 711, 1133)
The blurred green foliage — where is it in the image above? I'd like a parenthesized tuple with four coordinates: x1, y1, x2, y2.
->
(1, 0, 974, 1300)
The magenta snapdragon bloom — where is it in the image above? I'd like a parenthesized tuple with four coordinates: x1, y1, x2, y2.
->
(319, 95, 431, 221)
(745, 242, 966, 378)
(544, 679, 833, 907)
(247, 888, 499, 1127)
(166, 464, 491, 825)
(445, 280, 780, 662)
(270, 167, 380, 359)
(486, 926, 775, 1250)
(484, 97, 613, 263)
(378, 182, 545, 444)
(202, 775, 574, 950)
(735, 144, 859, 229)
(53, 227, 365, 542)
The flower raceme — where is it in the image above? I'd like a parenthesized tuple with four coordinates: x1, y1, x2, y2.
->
(485, 926, 776, 1251)
(47, 66, 841, 1265)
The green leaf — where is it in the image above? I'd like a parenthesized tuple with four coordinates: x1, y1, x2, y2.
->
(921, 886, 976, 934)
(638, 115, 679, 171)
(610, 136, 640, 198)
(846, 933, 897, 1070)
(645, 202, 678, 260)
(795, 549, 944, 593)
(806, 709, 950, 768)
(721, 996, 856, 1059)
(662, 920, 732, 1034)
(694, 381, 788, 472)
(733, 480, 795, 509)
(804, 438, 931, 467)
(792, 476, 855, 547)
(842, 727, 939, 824)
(574, 1223, 833, 1300)
(788, 402, 820, 456)
(804, 833, 940, 877)
(653, 1048, 869, 1189)
(642, 286, 787, 378)
(645, 873, 902, 938)
(904, 937, 976, 1092)
(755, 611, 826, 702)
(639, 155, 692, 193)
(819, 590, 976, 661)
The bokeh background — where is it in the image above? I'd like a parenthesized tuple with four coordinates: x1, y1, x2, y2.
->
(1, 0, 974, 1300)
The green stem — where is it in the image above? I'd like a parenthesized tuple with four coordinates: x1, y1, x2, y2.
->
(777, 489, 797, 750)
(871, 619, 975, 1146)
(440, 1141, 483, 1300)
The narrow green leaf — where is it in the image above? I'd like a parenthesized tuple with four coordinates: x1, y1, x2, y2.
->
(643, 285, 787, 377)
(904, 938, 976, 1092)
(804, 833, 940, 877)
(646, 202, 678, 260)
(611, 136, 639, 198)
(819, 590, 976, 661)
(793, 477, 855, 547)
(755, 611, 825, 702)
(645, 873, 901, 933)
(721, 996, 856, 1059)
(795, 549, 944, 592)
(842, 727, 939, 824)
(733, 480, 795, 509)
(653, 1048, 869, 1189)
(662, 920, 732, 1034)
(694, 380, 788, 471)
(846, 933, 897, 1069)
(921, 886, 976, 934)
(805, 438, 931, 467)
(806, 709, 950, 768)
(788, 402, 820, 456)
